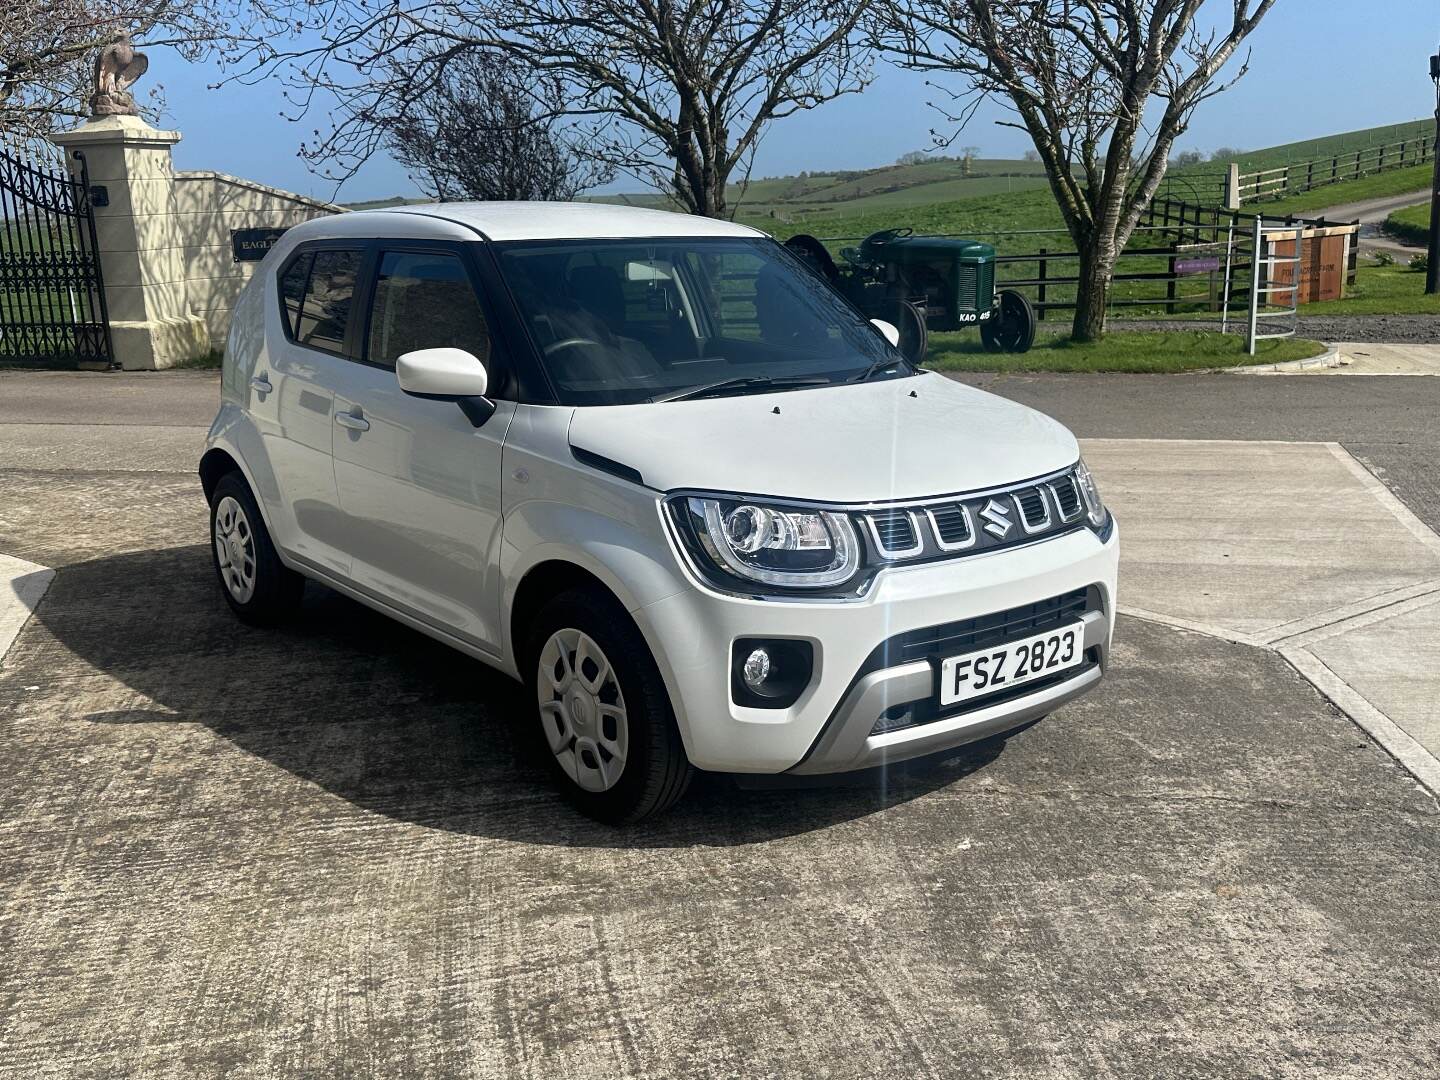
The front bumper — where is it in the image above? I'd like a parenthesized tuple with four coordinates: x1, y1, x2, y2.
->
(633, 520, 1120, 774)
(790, 609, 1106, 774)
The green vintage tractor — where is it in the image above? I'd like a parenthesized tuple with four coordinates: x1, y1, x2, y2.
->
(783, 228, 1036, 362)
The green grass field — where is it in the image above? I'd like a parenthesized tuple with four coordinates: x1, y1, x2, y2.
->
(1290, 264, 1438, 316)
(1109, 264, 1440, 321)
(924, 330, 1327, 373)
(741, 186, 1064, 240)
(1384, 201, 1431, 247)
(587, 158, 1055, 221)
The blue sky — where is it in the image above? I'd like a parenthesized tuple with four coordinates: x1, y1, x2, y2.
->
(152, 0, 1440, 202)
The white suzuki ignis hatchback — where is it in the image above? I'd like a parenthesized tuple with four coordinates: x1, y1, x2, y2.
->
(201, 203, 1118, 822)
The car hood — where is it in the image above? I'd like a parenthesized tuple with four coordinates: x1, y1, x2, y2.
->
(565, 374, 1080, 503)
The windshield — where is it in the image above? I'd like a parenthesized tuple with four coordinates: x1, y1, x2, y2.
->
(495, 237, 906, 405)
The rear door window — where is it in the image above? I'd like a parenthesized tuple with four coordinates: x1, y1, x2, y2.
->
(282, 248, 362, 356)
(278, 252, 312, 339)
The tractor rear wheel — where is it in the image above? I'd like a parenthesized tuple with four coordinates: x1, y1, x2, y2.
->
(980, 290, 1037, 354)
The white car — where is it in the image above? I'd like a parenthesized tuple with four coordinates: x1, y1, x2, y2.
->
(200, 202, 1118, 822)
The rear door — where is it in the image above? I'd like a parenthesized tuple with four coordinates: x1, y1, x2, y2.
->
(330, 242, 516, 653)
(254, 243, 365, 577)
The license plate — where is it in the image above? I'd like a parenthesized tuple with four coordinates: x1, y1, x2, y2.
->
(938, 622, 1084, 707)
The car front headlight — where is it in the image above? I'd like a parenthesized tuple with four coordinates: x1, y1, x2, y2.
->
(667, 495, 860, 590)
(1075, 457, 1109, 530)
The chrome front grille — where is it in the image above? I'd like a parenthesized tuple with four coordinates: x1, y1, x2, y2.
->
(1014, 487, 1049, 531)
(855, 467, 1087, 565)
(865, 510, 923, 558)
(1048, 474, 1084, 521)
(926, 503, 975, 549)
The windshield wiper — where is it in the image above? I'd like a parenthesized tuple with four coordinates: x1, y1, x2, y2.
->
(655, 374, 833, 403)
(850, 355, 908, 383)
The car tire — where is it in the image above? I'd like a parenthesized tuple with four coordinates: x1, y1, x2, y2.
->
(208, 471, 305, 625)
(525, 586, 693, 824)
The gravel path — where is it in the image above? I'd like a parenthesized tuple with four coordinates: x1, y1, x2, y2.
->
(1114, 313, 1440, 343)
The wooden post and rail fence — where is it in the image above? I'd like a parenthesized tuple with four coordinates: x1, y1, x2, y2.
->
(1222, 134, 1433, 209)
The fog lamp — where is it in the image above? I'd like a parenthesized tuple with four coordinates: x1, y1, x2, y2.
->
(731, 638, 814, 709)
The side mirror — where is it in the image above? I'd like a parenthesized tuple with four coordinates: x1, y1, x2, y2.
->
(870, 319, 901, 348)
(396, 347, 496, 426)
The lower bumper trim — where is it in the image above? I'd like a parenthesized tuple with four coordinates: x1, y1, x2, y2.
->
(789, 610, 1107, 775)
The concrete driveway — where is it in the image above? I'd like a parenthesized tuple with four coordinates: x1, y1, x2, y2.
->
(2, 370, 1439, 1079)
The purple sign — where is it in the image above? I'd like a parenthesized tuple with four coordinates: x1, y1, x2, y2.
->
(1175, 257, 1221, 275)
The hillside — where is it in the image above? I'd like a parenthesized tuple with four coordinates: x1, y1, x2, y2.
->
(345, 118, 1433, 242)
(1220, 119, 1431, 172)
(590, 157, 1051, 219)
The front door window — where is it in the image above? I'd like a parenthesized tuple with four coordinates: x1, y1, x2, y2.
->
(365, 251, 492, 370)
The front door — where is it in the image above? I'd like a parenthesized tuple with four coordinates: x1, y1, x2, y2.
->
(331, 245, 515, 654)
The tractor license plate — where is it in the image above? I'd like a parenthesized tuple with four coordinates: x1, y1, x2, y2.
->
(956, 312, 979, 323)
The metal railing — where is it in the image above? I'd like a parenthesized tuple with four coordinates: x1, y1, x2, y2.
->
(1244, 218, 1305, 354)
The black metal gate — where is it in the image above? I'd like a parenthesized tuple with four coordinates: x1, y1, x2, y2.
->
(0, 148, 113, 368)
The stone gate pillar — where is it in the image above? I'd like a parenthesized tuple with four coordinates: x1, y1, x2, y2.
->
(49, 115, 211, 370)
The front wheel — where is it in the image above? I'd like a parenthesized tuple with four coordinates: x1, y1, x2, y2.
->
(525, 587, 693, 823)
(980, 289, 1037, 354)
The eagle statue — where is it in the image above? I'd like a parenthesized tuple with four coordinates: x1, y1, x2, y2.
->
(91, 35, 149, 117)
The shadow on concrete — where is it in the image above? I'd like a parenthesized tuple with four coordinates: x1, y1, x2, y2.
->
(37, 544, 1017, 848)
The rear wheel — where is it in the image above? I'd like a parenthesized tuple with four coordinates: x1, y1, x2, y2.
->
(525, 587, 693, 823)
(980, 289, 1037, 354)
(208, 471, 304, 624)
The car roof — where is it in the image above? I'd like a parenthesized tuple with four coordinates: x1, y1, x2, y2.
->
(338, 201, 768, 243)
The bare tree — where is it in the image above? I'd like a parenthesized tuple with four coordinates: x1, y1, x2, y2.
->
(233, 0, 875, 218)
(959, 144, 980, 176)
(383, 52, 612, 202)
(874, 0, 1279, 341)
(1, 0, 238, 150)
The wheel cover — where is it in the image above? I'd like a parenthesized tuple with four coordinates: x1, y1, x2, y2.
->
(536, 628, 630, 793)
(213, 495, 257, 603)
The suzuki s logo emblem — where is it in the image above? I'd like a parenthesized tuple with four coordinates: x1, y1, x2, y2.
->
(979, 498, 1014, 539)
